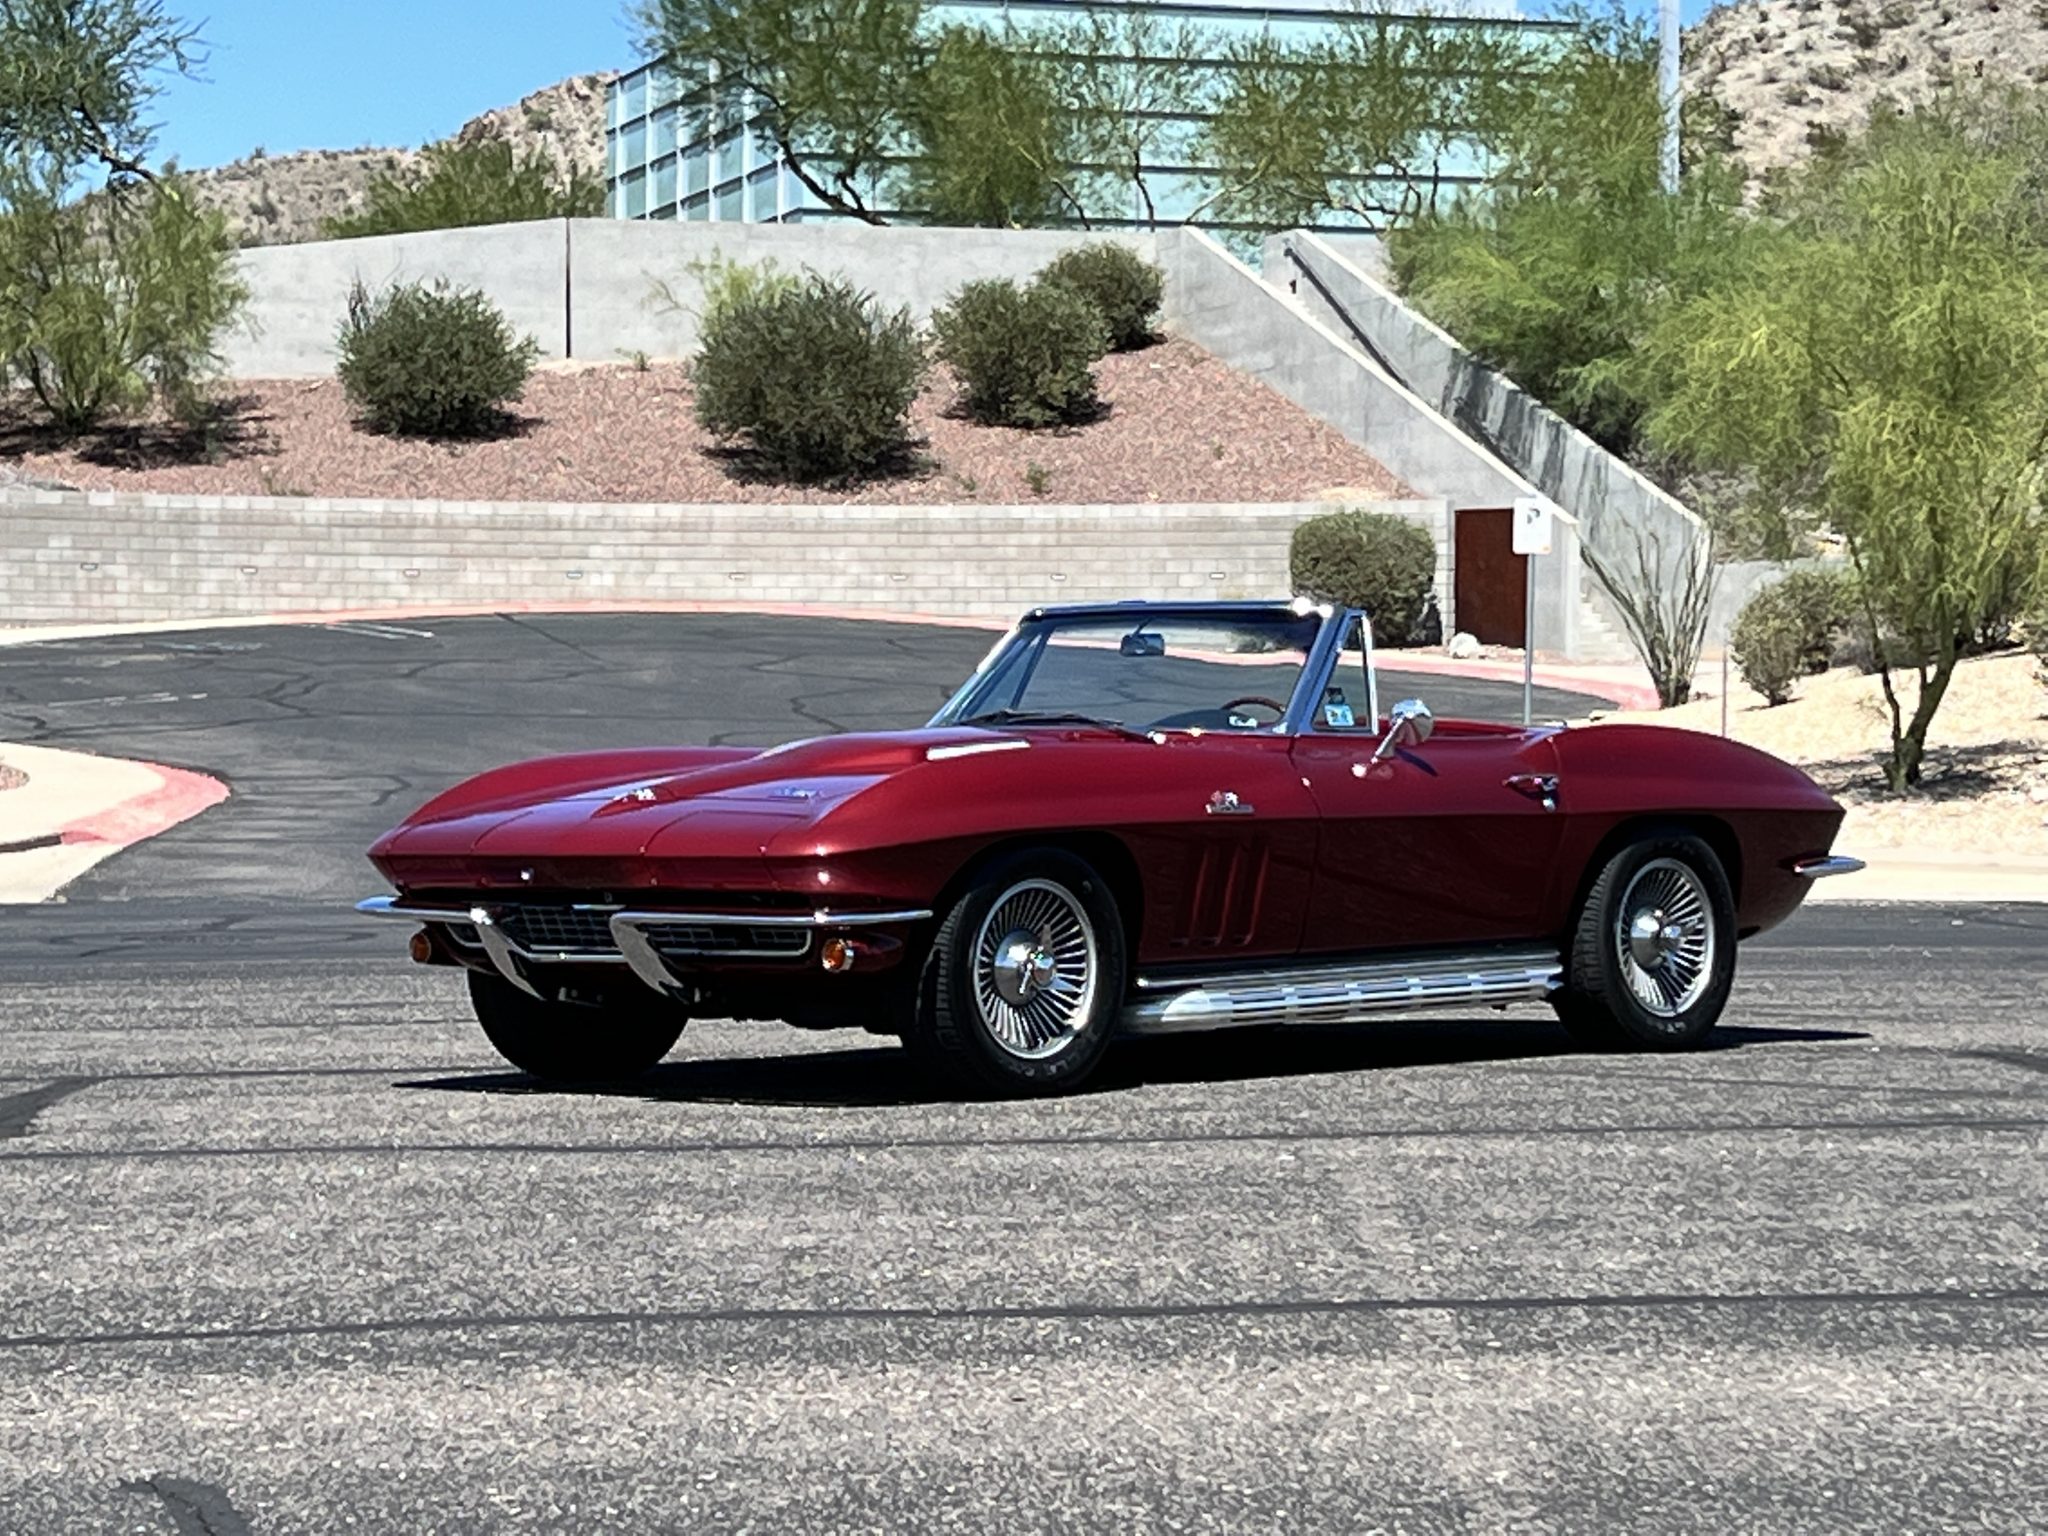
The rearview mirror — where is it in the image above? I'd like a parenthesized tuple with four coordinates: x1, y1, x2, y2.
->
(1371, 698, 1434, 763)
(1119, 632, 1166, 658)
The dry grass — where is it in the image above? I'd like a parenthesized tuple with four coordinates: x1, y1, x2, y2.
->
(1598, 652, 2048, 857)
(0, 340, 1406, 507)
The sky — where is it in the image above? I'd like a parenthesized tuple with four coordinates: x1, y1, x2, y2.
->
(152, 0, 1723, 172)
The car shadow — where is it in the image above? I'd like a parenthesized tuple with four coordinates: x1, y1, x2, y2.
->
(395, 1019, 1871, 1109)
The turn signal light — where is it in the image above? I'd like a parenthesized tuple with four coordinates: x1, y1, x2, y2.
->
(408, 929, 435, 965)
(821, 938, 856, 974)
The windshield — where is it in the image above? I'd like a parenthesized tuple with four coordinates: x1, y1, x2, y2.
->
(934, 610, 1327, 734)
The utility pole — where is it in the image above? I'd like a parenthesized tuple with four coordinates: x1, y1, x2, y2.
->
(1660, 0, 1682, 193)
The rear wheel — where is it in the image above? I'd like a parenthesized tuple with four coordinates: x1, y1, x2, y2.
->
(1554, 833, 1736, 1051)
(907, 849, 1127, 1096)
(467, 972, 686, 1082)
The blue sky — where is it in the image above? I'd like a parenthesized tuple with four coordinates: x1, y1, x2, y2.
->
(154, 0, 1720, 171)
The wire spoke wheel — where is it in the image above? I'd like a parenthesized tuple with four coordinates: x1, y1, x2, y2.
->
(971, 878, 1098, 1060)
(1613, 857, 1716, 1021)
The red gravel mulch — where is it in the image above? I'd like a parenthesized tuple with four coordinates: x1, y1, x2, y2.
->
(1, 339, 1407, 506)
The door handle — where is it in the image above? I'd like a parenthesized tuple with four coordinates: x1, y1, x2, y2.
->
(1505, 773, 1560, 811)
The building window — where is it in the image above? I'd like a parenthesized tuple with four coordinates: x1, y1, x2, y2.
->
(653, 105, 680, 159)
(621, 118, 648, 172)
(653, 154, 679, 209)
(683, 143, 708, 195)
(716, 130, 745, 184)
(715, 181, 744, 221)
(747, 165, 780, 221)
(682, 191, 710, 221)
(622, 167, 647, 219)
(619, 71, 647, 123)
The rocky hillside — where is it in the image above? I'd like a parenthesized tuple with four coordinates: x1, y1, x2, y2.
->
(1687, 0, 2048, 184)
(181, 73, 613, 247)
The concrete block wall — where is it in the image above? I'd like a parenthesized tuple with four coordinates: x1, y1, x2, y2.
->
(0, 489, 1447, 630)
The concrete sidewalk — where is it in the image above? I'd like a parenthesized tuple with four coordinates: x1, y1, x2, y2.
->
(1804, 849, 2048, 906)
(0, 742, 228, 903)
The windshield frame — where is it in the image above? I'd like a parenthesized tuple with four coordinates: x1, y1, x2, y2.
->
(928, 602, 1366, 737)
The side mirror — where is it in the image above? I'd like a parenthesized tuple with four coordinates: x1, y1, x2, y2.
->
(1371, 698, 1434, 763)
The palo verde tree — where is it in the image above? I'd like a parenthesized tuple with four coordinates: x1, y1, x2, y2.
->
(1199, 9, 1532, 234)
(899, 27, 1078, 228)
(322, 138, 603, 239)
(1387, 4, 1751, 461)
(0, 0, 244, 434)
(633, 0, 927, 224)
(1637, 94, 2048, 791)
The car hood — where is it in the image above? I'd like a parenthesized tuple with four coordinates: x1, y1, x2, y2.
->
(370, 729, 1006, 873)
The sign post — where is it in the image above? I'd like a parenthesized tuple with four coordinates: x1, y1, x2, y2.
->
(1512, 498, 1555, 727)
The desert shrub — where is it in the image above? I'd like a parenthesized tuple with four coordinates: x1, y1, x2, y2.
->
(1730, 567, 1853, 705)
(321, 139, 602, 239)
(336, 279, 538, 438)
(1289, 510, 1438, 646)
(930, 277, 1107, 428)
(1039, 242, 1164, 351)
(692, 272, 925, 481)
(0, 179, 246, 435)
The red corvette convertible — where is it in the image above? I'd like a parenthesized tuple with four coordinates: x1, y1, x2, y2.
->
(361, 600, 1861, 1095)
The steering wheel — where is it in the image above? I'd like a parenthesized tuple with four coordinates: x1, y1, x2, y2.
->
(1220, 695, 1288, 724)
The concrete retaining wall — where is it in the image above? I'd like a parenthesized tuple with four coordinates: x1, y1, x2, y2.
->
(1157, 228, 1585, 658)
(224, 220, 1157, 378)
(1265, 232, 1714, 661)
(0, 488, 1446, 629)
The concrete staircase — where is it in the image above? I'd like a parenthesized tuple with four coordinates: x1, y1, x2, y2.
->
(1155, 227, 1649, 663)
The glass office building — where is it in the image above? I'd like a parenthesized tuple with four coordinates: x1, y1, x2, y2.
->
(606, 0, 1558, 234)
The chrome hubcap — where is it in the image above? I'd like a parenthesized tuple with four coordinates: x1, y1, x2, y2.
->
(973, 879, 1096, 1060)
(1615, 858, 1715, 1020)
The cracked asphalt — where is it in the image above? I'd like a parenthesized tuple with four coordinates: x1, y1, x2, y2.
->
(0, 614, 2043, 1532)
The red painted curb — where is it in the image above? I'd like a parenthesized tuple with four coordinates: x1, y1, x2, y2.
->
(57, 761, 229, 849)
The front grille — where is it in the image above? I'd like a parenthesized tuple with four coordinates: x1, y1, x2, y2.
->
(497, 907, 619, 954)
(643, 923, 811, 959)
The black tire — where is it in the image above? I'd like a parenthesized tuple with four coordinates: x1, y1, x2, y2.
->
(467, 972, 686, 1082)
(906, 848, 1128, 1097)
(1553, 832, 1736, 1051)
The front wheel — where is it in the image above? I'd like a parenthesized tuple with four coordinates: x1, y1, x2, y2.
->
(1553, 833, 1736, 1051)
(468, 972, 686, 1082)
(907, 849, 1128, 1096)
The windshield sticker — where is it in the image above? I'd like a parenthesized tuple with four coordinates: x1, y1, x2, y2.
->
(1324, 701, 1355, 729)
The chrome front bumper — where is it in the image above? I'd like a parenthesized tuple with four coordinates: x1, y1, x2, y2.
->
(357, 896, 931, 1000)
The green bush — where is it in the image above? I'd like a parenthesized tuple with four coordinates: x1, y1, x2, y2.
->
(1039, 243, 1165, 352)
(1289, 511, 1438, 647)
(693, 272, 926, 482)
(1730, 567, 1853, 706)
(930, 277, 1107, 428)
(336, 280, 538, 438)
(0, 180, 246, 436)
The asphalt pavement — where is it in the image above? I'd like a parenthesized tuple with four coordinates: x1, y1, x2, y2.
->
(1, 614, 2042, 1533)
(0, 613, 1606, 905)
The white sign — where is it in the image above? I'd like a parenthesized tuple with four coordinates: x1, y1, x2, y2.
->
(1512, 497, 1555, 557)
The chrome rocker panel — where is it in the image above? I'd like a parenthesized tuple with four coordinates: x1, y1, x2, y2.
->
(357, 896, 932, 1000)
(1120, 947, 1563, 1035)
